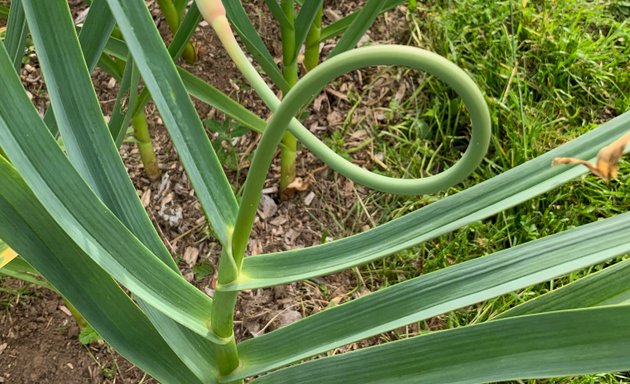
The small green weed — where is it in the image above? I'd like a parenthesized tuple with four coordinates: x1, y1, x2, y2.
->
(204, 118, 250, 172)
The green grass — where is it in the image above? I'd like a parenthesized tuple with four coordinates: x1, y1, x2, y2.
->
(0, 276, 39, 311)
(311, 0, 629, 382)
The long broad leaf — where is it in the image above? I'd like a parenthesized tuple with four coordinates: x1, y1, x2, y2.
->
(250, 305, 630, 383)
(264, 0, 290, 26)
(328, 0, 384, 57)
(78, 0, 116, 71)
(23, 2, 219, 380)
(0, 158, 204, 384)
(290, 0, 324, 64)
(179, 69, 265, 133)
(5, 0, 28, 71)
(96, 52, 124, 79)
(229, 111, 630, 290)
(105, 0, 238, 246)
(320, 0, 403, 42)
(108, 54, 140, 146)
(41, 0, 116, 137)
(130, 1, 202, 118)
(174, 0, 188, 17)
(500, 256, 630, 318)
(223, 0, 291, 93)
(169, 0, 202, 60)
(229, 211, 630, 380)
(103, 36, 265, 134)
(0, 41, 215, 338)
(22, 1, 174, 268)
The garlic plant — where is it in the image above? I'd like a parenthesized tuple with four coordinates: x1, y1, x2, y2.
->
(0, 0, 629, 383)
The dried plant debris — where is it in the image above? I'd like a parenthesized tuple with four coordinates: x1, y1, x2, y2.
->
(0, 246, 17, 268)
(552, 131, 630, 180)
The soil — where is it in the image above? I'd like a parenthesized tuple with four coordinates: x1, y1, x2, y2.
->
(0, 281, 156, 384)
(0, 1, 416, 383)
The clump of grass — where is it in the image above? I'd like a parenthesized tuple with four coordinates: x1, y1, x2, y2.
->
(0, 277, 39, 311)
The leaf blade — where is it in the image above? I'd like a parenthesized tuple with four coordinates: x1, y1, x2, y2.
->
(250, 305, 630, 383)
(290, 0, 324, 64)
(232, 111, 630, 290)
(328, 0, 384, 57)
(0, 41, 215, 338)
(22, 0, 175, 268)
(5, 0, 28, 71)
(104, 0, 239, 246)
(0, 255, 53, 288)
(31, 2, 221, 378)
(169, 0, 202, 61)
(499, 256, 630, 318)
(20, 3, 222, 376)
(0, 159, 205, 384)
(231, 211, 630, 379)
(223, 0, 291, 93)
(264, 0, 290, 26)
(320, 0, 403, 42)
(103, 34, 266, 134)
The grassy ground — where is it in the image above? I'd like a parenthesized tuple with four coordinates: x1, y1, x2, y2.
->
(331, 0, 629, 382)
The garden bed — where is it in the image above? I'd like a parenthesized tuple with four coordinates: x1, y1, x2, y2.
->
(1, 0, 628, 383)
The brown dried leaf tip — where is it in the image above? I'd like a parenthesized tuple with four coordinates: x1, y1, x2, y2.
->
(552, 131, 630, 180)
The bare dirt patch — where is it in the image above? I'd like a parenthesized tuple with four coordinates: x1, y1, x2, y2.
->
(0, 280, 156, 384)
